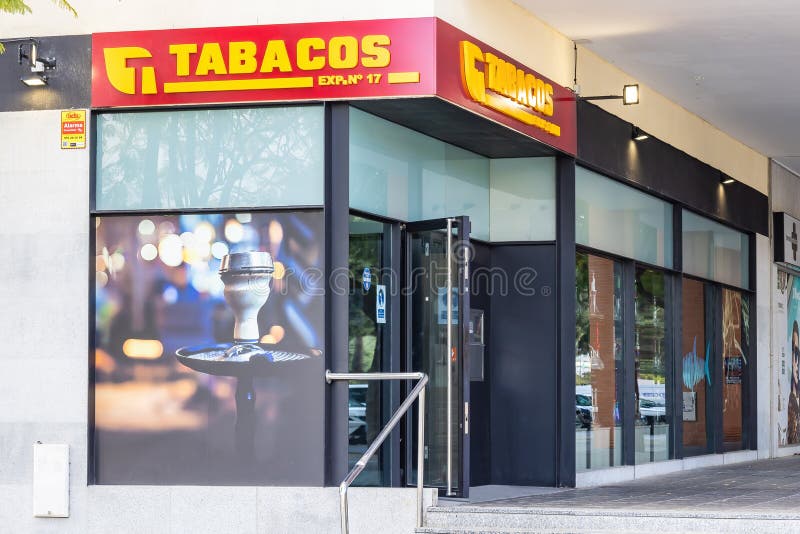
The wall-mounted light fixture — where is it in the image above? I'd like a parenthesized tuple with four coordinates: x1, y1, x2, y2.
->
(721, 176, 735, 185)
(15, 38, 56, 87)
(581, 84, 640, 105)
(622, 84, 640, 105)
(632, 126, 649, 141)
(572, 42, 640, 105)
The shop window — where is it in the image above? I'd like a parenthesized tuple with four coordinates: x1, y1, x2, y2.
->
(634, 267, 669, 463)
(95, 106, 324, 210)
(349, 109, 558, 242)
(722, 288, 748, 449)
(681, 277, 712, 456)
(575, 252, 623, 471)
(575, 167, 673, 268)
(92, 211, 326, 485)
(682, 210, 749, 289)
(489, 158, 556, 242)
(349, 108, 490, 240)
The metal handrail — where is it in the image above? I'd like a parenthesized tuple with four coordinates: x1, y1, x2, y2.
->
(326, 370, 428, 534)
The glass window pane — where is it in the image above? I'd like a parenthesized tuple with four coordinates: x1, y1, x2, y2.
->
(681, 277, 711, 456)
(682, 210, 749, 289)
(575, 252, 623, 471)
(96, 106, 324, 210)
(93, 211, 326, 485)
(348, 215, 391, 485)
(490, 158, 556, 242)
(635, 267, 669, 463)
(349, 108, 490, 240)
(576, 166, 673, 268)
(722, 288, 748, 449)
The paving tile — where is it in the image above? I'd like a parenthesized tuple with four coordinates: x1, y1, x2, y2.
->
(472, 456, 800, 516)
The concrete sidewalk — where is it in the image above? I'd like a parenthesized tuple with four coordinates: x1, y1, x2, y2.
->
(472, 455, 800, 513)
(421, 456, 800, 533)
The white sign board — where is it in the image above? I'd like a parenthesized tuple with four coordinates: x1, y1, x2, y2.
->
(33, 443, 69, 518)
(376, 284, 386, 324)
(682, 391, 697, 422)
(437, 287, 459, 325)
(775, 212, 800, 269)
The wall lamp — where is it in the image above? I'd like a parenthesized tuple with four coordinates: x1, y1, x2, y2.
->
(571, 43, 640, 105)
(581, 84, 640, 105)
(721, 176, 736, 185)
(16, 38, 56, 87)
(632, 126, 649, 141)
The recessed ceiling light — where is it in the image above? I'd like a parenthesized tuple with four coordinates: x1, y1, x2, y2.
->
(632, 126, 649, 141)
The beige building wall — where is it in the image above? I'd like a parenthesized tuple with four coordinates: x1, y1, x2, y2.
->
(434, 0, 768, 194)
(6, 0, 770, 193)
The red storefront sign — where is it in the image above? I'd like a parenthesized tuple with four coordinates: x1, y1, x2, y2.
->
(92, 18, 576, 155)
(91, 19, 436, 107)
(435, 19, 576, 156)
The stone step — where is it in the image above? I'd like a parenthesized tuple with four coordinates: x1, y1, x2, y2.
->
(416, 528, 624, 533)
(423, 506, 800, 534)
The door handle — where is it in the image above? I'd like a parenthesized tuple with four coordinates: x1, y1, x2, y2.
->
(464, 402, 469, 435)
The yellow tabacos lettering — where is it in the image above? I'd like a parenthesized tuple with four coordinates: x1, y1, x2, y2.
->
(166, 35, 392, 77)
(460, 40, 558, 136)
(297, 37, 325, 70)
(230, 41, 258, 74)
(105, 34, 399, 97)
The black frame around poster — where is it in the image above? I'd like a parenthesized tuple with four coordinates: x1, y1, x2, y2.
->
(88, 103, 332, 485)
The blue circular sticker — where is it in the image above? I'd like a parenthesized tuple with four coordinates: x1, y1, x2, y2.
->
(362, 267, 372, 292)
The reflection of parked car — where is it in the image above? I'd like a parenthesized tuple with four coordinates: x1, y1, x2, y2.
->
(638, 398, 666, 420)
(349, 414, 366, 443)
(349, 396, 366, 418)
(349, 385, 367, 444)
(576, 394, 594, 429)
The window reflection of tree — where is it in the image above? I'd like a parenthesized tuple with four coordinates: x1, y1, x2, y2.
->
(348, 230, 383, 460)
(575, 253, 590, 386)
(635, 268, 666, 423)
(99, 107, 321, 209)
(722, 289, 745, 444)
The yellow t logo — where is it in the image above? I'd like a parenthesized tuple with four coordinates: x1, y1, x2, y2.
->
(103, 47, 157, 95)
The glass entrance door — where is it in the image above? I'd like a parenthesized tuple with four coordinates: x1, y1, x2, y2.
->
(405, 217, 470, 497)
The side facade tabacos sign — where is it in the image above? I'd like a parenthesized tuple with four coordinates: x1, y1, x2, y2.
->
(434, 19, 575, 155)
(92, 18, 576, 155)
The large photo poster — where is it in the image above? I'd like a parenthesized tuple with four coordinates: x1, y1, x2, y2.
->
(777, 270, 800, 446)
(93, 210, 325, 484)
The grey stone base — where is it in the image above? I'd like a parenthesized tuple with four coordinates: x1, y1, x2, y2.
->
(422, 506, 800, 533)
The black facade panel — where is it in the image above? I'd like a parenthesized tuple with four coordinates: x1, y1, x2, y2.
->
(577, 100, 768, 236)
(0, 35, 91, 112)
(325, 103, 351, 485)
(556, 156, 577, 486)
(489, 244, 557, 486)
(353, 98, 558, 159)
